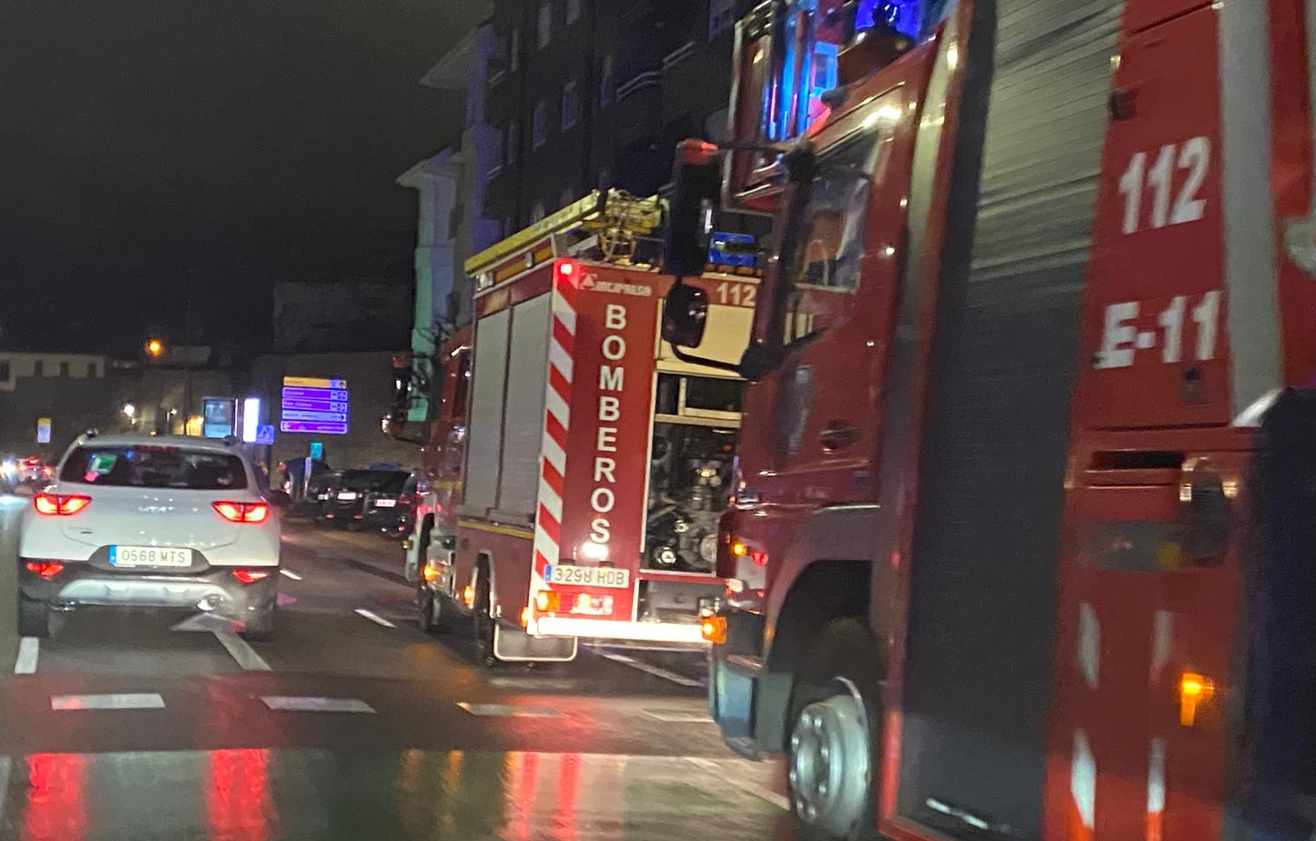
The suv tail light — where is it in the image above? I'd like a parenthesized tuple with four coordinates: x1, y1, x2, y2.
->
(231, 569, 271, 585)
(33, 493, 91, 516)
(25, 560, 65, 580)
(212, 501, 270, 524)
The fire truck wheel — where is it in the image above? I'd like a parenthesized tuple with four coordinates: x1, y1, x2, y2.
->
(786, 618, 880, 841)
(473, 567, 498, 668)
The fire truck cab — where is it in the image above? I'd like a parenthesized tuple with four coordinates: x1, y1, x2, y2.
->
(661, 0, 1316, 839)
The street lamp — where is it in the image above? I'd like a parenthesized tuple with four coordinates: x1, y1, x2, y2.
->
(122, 403, 136, 419)
(145, 338, 165, 359)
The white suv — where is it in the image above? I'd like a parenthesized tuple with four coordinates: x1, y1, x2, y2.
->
(18, 433, 281, 639)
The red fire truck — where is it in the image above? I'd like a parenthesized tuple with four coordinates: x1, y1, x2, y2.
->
(659, 0, 1316, 839)
(399, 190, 761, 663)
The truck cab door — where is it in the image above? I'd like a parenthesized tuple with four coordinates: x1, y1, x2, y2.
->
(739, 87, 914, 507)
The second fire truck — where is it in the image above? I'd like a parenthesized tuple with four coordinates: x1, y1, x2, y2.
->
(398, 190, 761, 663)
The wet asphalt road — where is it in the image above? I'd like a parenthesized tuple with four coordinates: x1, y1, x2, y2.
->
(0, 509, 794, 840)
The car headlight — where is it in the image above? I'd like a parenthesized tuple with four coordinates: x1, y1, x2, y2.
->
(699, 534, 718, 564)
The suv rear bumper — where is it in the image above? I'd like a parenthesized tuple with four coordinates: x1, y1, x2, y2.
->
(19, 559, 277, 618)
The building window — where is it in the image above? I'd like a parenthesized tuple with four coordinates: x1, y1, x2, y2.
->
(709, 0, 735, 40)
(59, 361, 69, 377)
(33, 360, 44, 377)
(532, 101, 548, 148)
(530, 201, 546, 223)
(509, 27, 520, 71)
(0, 361, 10, 381)
(86, 361, 97, 377)
(567, 0, 581, 24)
(537, 1, 552, 48)
(599, 54, 614, 107)
(507, 117, 519, 165)
(561, 79, 579, 130)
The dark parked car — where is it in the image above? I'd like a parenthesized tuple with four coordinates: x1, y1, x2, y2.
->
(297, 470, 342, 519)
(323, 469, 408, 530)
(365, 471, 424, 537)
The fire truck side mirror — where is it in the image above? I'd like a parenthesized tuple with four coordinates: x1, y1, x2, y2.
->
(663, 282, 710, 348)
(665, 140, 722, 278)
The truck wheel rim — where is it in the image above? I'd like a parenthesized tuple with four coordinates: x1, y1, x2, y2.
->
(790, 692, 870, 835)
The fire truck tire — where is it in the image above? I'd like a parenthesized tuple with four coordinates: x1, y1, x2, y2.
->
(785, 617, 880, 841)
(473, 566, 498, 668)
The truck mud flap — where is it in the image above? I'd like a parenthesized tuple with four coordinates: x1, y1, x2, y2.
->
(494, 623, 578, 662)
(1244, 389, 1316, 839)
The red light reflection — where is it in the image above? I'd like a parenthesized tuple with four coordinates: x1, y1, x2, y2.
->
(24, 753, 87, 841)
(206, 748, 272, 841)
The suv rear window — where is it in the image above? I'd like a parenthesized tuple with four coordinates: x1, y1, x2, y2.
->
(60, 445, 249, 490)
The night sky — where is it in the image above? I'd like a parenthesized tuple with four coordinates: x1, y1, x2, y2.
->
(0, 0, 486, 354)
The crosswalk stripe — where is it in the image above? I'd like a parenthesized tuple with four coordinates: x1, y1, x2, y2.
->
(262, 696, 375, 713)
(51, 693, 166, 711)
(14, 637, 39, 674)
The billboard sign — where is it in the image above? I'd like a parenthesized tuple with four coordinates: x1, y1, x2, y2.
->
(280, 377, 349, 435)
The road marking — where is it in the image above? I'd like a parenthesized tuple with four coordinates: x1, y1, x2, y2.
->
(213, 631, 271, 671)
(51, 693, 166, 711)
(0, 755, 10, 825)
(642, 708, 714, 723)
(592, 650, 703, 688)
(456, 702, 560, 718)
(262, 696, 375, 713)
(354, 608, 396, 628)
(14, 637, 39, 674)
(171, 613, 238, 633)
(686, 757, 790, 811)
(279, 568, 303, 581)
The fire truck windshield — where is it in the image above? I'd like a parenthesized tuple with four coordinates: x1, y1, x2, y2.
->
(781, 125, 884, 344)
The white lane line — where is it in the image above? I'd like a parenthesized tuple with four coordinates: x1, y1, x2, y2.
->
(51, 693, 166, 711)
(0, 755, 10, 825)
(13, 637, 39, 674)
(354, 608, 396, 628)
(457, 702, 561, 718)
(262, 696, 375, 713)
(642, 708, 714, 723)
(593, 650, 703, 688)
(279, 568, 303, 581)
(687, 757, 790, 811)
(213, 631, 271, 671)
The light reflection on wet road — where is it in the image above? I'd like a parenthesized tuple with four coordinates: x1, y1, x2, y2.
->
(5, 749, 792, 841)
(0, 517, 794, 840)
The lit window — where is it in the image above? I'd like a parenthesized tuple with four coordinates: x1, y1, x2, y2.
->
(532, 102, 548, 148)
(537, 1, 552, 48)
(531, 201, 546, 223)
(567, 0, 581, 23)
(599, 53, 614, 106)
(561, 79, 578, 130)
(708, 0, 735, 40)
